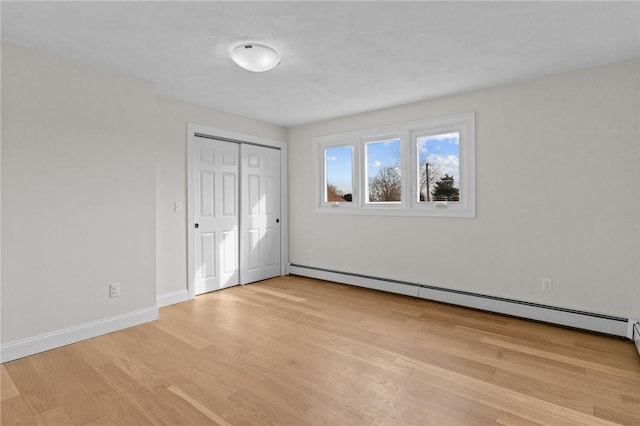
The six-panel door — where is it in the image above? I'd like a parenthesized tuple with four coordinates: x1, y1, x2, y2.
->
(240, 144, 281, 284)
(193, 138, 240, 294)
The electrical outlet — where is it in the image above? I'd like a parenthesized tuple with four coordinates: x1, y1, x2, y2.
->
(110, 282, 121, 298)
(541, 278, 553, 292)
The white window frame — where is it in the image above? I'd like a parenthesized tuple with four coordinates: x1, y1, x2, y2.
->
(313, 112, 475, 217)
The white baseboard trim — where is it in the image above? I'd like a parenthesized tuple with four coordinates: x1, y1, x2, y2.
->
(630, 321, 640, 356)
(157, 289, 189, 308)
(1, 306, 158, 363)
(289, 264, 630, 338)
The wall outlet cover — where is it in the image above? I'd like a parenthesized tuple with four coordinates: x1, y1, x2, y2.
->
(110, 283, 121, 298)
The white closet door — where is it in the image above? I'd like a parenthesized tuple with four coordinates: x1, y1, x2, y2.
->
(240, 144, 281, 284)
(192, 137, 240, 294)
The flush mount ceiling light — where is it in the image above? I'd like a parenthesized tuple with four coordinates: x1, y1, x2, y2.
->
(230, 43, 280, 72)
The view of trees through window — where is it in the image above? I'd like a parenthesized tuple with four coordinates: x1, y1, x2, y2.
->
(325, 146, 353, 202)
(417, 132, 460, 202)
(316, 112, 473, 216)
(366, 138, 402, 203)
(323, 131, 462, 205)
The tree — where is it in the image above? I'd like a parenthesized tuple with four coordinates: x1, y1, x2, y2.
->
(431, 174, 459, 201)
(369, 167, 401, 202)
(326, 184, 343, 202)
(419, 162, 443, 201)
(327, 184, 351, 202)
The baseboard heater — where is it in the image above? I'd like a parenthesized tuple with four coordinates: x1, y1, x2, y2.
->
(289, 263, 633, 339)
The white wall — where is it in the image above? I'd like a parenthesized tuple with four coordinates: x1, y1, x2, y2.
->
(288, 60, 640, 319)
(1, 43, 288, 356)
(155, 97, 286, 302)
(1, 43, 158, 344)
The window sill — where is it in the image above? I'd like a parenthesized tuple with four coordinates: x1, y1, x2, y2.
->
(315, 203, 475, 217)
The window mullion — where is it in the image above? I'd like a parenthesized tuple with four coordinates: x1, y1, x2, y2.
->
(353, 141, 362, 208)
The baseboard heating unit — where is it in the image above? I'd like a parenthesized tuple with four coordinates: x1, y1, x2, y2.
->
(289, 264, 634, 340)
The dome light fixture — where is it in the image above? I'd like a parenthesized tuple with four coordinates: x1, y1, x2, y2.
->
(230, 42, 280, 72)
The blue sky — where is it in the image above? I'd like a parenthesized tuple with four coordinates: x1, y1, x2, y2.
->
(325, 145, 353, 194)
(418, 132, 460, 186)
(366, 138, 401, 182)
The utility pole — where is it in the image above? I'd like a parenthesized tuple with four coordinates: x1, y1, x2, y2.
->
(425, 163, 431, 201)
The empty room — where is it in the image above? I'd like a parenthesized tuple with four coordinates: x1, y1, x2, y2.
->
(2, 1, 639, 425)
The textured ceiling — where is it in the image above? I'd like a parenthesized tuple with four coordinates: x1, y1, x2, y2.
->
(2, 1, 639, 127)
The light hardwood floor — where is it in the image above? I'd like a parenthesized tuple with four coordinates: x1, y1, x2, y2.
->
(2, 276, 639, 425)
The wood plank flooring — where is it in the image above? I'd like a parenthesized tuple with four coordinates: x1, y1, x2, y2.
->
(2, 276, 639, 425)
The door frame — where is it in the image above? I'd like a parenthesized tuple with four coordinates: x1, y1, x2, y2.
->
(186, 123, 288, 300)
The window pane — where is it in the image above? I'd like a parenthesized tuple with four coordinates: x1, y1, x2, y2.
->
(365, 138, 402, 203)
(417, 132, 460, 202)
(325, 146, 353, 202)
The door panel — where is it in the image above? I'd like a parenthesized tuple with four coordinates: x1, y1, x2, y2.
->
(200, 232, 215, 279)
(193, 137, 240, 294)
(264, 227, 277, 267)
(222, 230, 237, 273)
(222, 173, 236, 216)
(248, 229, 260, 270)
(200, 172, 215, 217)
(241, 144, 281, 284)
(248, 174, 260, 216)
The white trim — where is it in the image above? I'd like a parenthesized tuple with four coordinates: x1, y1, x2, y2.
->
(186, 123, 288, 300)
(628, 320, 640, 356)
(1, 306, 158, 363)
(292, 264, 420, 298)
(289, 264, 630, 338)
(313, 112, 475, 217)
(627, 318, 639, 339)
(157, 289, 189, 308)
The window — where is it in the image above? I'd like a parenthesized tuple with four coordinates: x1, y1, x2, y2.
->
(324, 145, 353, 203)
(365, 137, 402, 203)
(416, 132, 460, 203)
(315, 112, 475, 217)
